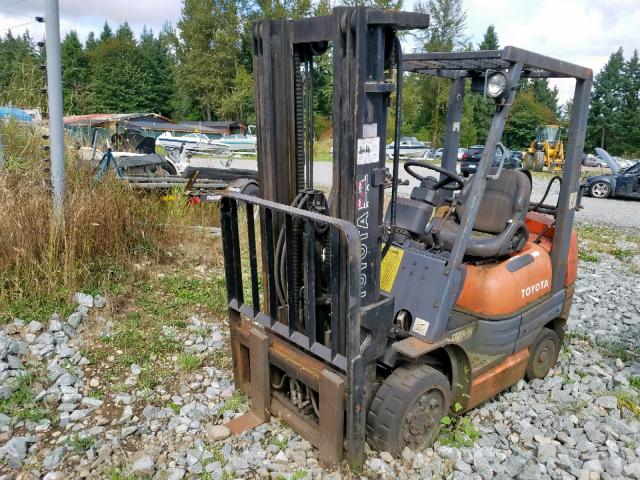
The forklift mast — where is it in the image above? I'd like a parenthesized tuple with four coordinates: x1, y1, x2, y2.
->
(253, 7, 428, 303)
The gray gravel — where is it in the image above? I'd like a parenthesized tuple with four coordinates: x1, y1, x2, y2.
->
(1, 222, 639, 478)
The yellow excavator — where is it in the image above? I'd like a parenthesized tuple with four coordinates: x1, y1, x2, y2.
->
(524, 125, 564, 172)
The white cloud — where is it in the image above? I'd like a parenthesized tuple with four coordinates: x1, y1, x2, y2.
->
(0, 0, 182, 42)
(1, 0, 637, 103)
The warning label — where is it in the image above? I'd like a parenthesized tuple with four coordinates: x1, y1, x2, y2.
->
(380, 246, 404, 292)
(356, 137, 380, 165)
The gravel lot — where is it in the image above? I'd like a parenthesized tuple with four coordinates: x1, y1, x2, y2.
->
(225, 159, 640, 228)
(0, 159, 639, 479)
(1, 251, 640, 479)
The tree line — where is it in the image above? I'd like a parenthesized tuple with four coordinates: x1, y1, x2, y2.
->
(0, 0, 638, 155)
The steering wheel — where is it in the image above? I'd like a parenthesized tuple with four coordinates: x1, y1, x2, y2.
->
(404, 160, 466, 191)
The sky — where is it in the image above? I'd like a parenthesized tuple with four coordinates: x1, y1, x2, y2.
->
(2, 0, 639, 103)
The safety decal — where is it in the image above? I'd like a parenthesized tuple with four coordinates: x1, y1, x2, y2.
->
(380, 246, 404, 292)
(413, 317, 430, 337)
(356, 137, 380, 165)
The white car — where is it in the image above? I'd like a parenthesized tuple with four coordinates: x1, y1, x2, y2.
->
(386, 137, 430, 159)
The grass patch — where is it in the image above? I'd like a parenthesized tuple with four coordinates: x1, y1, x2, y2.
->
(210, 349, 232, 371)
(599, 340, 639, 363)
(578, 251, 599, 263)
(67, 434, 95, 454)
(218, 391, 249, 417)
(616, 392, 640, 419)
(104, 467, 137, 480)
(178, 353, 201, 372)
(167, 401, 181, 414)
(630, 377, 640, 391)
(0, 149, 174, 323)
(0, 373, 51, 423)
(268, 433, 289, 452)
(575, 224, 640, 264)
(437, 402, 480, 448)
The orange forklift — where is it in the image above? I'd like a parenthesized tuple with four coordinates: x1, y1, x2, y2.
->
(219, 7, 592, 468)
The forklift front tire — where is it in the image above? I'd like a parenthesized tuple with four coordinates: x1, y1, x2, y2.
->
(525, 327, 560, 381)
(366, 364, 451, 455)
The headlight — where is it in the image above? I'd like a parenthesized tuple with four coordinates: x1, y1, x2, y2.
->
(486, 72, 508, 98)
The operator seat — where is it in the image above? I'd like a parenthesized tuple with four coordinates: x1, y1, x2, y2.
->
(437, 169, 531, 258)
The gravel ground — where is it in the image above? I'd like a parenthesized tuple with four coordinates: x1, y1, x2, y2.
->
(222, 159, 640, 228)
(1, 234, 640, 479)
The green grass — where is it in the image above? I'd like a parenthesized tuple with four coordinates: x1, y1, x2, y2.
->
(210, 349, 232, 371)
(0, 373, 51, 423)
(178, 353, 201, 372)
(167, 401, 181, 414)
(1, 294, 75, 325)
(599, 340, 639, 363)
(218, 391, 249, 417)
(67, 434, 95, 454)
(439, 415, 481, 448)
(616, 392, 640, 419)
(578, 251, 599, 263)
(104, 467, 137, 480)
(133, 275, 227, 322)
(268, 433, 289, 452)
(630, 377, 640, 391)
(575, 224, 640, 263)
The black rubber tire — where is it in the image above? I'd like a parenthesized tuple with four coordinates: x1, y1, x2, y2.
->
(240, 182, 259, 196)
(534, 151, 546, 171)
(366, 364, 451, 455)
(525, 327, 560, 380)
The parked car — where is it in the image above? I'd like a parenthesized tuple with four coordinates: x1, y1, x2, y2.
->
(385, 137, 430, 159)
(582, 161, 640, 199)
(457, 147, 466, 160)
(460, 143, 519, 177)
(422, 148, 436, 160)
(434, 148, 444, 162)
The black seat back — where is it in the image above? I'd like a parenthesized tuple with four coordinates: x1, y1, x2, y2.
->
(456, 169, 531, 233)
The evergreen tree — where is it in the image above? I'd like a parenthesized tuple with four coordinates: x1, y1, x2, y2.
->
(115, 22, 135, 42)
(478, 24, 498, 50)
(587, 47, 625, 152)
(0, 31, 36, 90)
(618, 50, 640, 155)
(61, 31, 90, 114)
(521, 79, 559, 114)
(99, 22, 113, 43)
(85, 32, 98, 51)
(466, 25, 501, 143)
(139, 26, 177, 117)
(88, 34, 151, 112)
(177, 0, 241, 120)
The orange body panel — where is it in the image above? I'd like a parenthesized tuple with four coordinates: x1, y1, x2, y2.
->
(525, 211, 578, 286)
(456, 242, 553, 318)
(467, 348, 530, 410)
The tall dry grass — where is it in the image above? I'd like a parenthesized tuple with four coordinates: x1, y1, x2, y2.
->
(0, 124, 177, 322)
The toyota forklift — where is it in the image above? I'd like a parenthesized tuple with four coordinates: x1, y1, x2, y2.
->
(219, 7, 592, 468)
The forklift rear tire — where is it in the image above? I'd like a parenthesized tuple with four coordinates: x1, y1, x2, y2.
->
(366, 364, 451, 455)
(525, 327, 560, 381)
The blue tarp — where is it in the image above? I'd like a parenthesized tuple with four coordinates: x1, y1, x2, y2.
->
(0, 106, 32, 123)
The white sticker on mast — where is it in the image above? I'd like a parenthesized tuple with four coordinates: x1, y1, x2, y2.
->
(357, 137, 380, 165)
